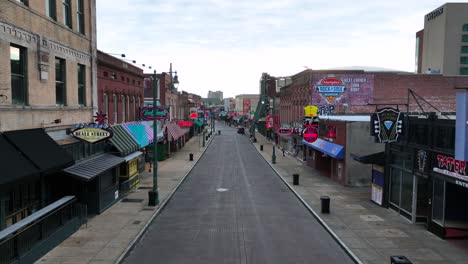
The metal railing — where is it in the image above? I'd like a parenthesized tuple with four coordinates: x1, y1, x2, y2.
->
(0, 196, 87, 264)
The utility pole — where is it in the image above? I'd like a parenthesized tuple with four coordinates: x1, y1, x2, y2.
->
(148, 70, 159, 206)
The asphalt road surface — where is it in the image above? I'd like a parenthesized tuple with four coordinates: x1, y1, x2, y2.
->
(123, 124, 354, 264)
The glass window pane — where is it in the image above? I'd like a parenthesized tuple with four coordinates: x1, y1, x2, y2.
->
(463, 24, 468, 31)
(10, 46, 21, 74)
(461, 67, 468, 75)
(462, 57, 468, 64)
(400, 171, 414, 213)
(462, 46, 468, 53)
(11, 75, 25, 104)
(432, 178, 445, 225)
(463, 35, 468, 42)
(390, 168, 401, 206)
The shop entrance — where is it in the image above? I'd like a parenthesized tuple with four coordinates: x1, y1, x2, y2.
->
(389, 167, 413, 220)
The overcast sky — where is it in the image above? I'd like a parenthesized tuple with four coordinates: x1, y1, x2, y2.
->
(96, 1, 462, 98)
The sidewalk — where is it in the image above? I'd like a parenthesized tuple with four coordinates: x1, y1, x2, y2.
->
(252, 133, 468, 264)
(37, 133, 215, 264)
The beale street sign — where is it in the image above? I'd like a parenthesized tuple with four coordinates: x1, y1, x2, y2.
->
(71, 111, 113, 144)
(140, 106, 169, 121)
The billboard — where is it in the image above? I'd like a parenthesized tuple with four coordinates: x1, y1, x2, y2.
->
(312, 74, 374, 106)
(243, 99, 251, 115)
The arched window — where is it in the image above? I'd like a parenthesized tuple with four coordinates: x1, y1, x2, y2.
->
(132, 96, 136, 121)
(113, 94, 117, 124)
(122, 95, 126, 122)
(127, 95, 130, 121)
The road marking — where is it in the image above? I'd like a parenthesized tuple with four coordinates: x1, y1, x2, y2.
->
(216, 188, 229, 192)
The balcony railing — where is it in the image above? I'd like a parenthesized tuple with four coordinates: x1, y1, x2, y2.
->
(0, 196, 87, 264)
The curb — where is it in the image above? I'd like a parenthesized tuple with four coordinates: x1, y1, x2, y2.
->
(116, 134, 216, 263)
(251, 141, 363, 264)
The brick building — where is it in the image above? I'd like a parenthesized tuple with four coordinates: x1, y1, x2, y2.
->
(97, 50, 144, 124)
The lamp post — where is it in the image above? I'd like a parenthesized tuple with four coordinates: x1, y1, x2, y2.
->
(148, 69, 159, 206)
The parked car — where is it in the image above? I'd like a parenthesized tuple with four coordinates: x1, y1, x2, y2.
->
(237, 126, 245, 134)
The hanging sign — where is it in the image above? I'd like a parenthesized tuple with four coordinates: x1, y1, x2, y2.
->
(304, 105, 318, 117)
(71, 112, 113, 144)
(371, 108, 404, 143)
(303, 125, 319, 143)
(190, 112, 198, 119)
(140, 106, 169, 121)
(277, 127, 293, 137)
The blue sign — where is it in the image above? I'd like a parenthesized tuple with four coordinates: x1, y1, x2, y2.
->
(302, 138, 345, 159)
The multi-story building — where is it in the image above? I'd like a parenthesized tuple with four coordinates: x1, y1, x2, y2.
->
(416, 3, 468, 75)
(208, 90, 223, 101)
(0, 0, 97, 262)
(97, 51, 144, 124)
(234, 94, 259, 115)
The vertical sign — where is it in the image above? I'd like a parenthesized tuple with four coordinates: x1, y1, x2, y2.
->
(243, 99, 251, 115)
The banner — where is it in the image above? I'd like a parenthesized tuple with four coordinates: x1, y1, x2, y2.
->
(243, 99, 251, 115)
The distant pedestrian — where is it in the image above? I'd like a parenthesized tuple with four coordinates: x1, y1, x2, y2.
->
(282, 147, 285, 157)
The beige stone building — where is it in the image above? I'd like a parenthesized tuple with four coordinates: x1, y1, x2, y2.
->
(417, 3, 468, 75)
(234, 94, 259, 115)
(0, 0, 97, 132)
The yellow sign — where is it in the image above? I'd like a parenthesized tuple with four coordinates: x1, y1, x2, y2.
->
(304, 105, 318, 117)
(72, 127, 113, 143)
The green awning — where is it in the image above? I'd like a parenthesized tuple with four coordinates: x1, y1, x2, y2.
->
(194, 120, 203, 127)
(109, 125, 140, 157)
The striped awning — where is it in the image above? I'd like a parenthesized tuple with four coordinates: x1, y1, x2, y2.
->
(64, 154, 125, 181)
(109, 125, 140, 157)
(165, 123, 181, 141)
(121, 122, 154, 148)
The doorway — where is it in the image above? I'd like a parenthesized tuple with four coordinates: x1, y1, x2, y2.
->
(389, 167, 413, 220)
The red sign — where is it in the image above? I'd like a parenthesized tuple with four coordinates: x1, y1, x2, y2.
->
(321, 77, 343, 85)
(177, 121, 193, 128)
(326, 125, 337, 139)
(435, 154, 467, 176)
(277, 127, 293, 137)
(243, 99, 251, 115)
(303, 126, 318, 143)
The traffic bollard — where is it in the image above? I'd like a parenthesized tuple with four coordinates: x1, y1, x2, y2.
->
(189, 153, 193, 161)
(320, 196, 330, 214)
(260, 145, 263, 151)
(293, 174, 299, 185)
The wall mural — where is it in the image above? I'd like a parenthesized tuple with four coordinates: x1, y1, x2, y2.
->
(311, 74, 374, 106)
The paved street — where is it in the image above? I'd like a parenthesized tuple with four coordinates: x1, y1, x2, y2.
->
(123, 125, 354, 264)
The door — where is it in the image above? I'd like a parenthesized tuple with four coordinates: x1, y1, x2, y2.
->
(389, 167, 414, 220)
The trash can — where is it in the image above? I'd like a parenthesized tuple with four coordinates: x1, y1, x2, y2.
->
(218, 130, 221, 135)
(320, 196, 330, 214)
(293, 174, 299, 185)
(189, 153, 193, 161)
(390, 256, 412, 264)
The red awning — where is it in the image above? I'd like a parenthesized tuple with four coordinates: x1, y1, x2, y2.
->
(165, 123, 181, 141)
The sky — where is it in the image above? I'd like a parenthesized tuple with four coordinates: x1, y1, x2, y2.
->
(96, 0, 464, 98)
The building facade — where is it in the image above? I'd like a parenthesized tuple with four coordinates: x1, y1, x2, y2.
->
(417, 3, 468, 75)
(208, 90, 223, 101)
(234, 94, 259, 115)
(97, 51, 144, 124)
(0, 0, 97, 131)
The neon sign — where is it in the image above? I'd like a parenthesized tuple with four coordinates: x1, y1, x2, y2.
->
(140, 106, 169, 121)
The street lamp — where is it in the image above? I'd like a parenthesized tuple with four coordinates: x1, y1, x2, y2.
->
(148, 69, 160, 206)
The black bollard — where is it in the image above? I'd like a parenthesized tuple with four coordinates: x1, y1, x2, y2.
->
(293, 174, 299, 185)
(218, 130, 221, 135)
(320, 196, 330, 214)
(189, 153, 193, 161)
(260, 145, 263, 151)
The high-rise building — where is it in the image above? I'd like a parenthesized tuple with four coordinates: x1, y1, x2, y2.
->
(208, 90, 223, 101)
(416, 3, 468, 75)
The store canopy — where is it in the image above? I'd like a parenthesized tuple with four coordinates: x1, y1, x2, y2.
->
(122, 122, 154, 148)
(109, 125, 140, 157)
(0, 134, 40, 185)
(302, 138, 345, 159)
(194, 120, 203, 127)
(3, 128, 74, 174)
(350, 152, 385, 166)
(165, 123, 183, 141)
(122, 151, 143, 162)
(64, 153, 125, 182)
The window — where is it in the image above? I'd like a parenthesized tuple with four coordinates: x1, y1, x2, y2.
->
(103, 93, 108, 116)
(460, 67, 468, 75)
(132, 79, 135, 85)
(10, 45, 27, 105)
(138, 81, 141, 85)
(462, 46, 468, 53)
(121, 95, 126, 122)
(126, 78, 129, 83)
(103, 71, 108, 77)
(16, 0, 28, 6)
(46, 0, 56, 20)
(434, 125, 455, 149)
(132, 96, 136, 120)
(461, 57, 468, 64)
(113, 94, 117, 124)
(76, 0, 84, 34)
(463, 35, 468, 42)
(463, 24, 468, 31)
(121, 76, 124, 81)
(78, 64, 85, 105)
(63, 0, 72, 28)
(55, 58, 66, 105)
(111, 73, 117, 79)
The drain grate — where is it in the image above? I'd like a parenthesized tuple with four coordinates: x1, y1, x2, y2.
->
(138, 186, 153, 190)
(121, 198, 144, 203)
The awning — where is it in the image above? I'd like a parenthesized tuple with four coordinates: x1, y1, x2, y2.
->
(109, 125, 140, 157)
(3, 128, 74, 174)
(64, 153, 125, 181)
(350, 152, 385, 166)
(302, 138, 345, 159)
(194, 120, 203, 127)
(165, 123, 182, 141)
(121, 122, 153, 148)
(122, 151, 143, 162)
(0, 134, 40, 185)
(177, 121, 193, 128)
